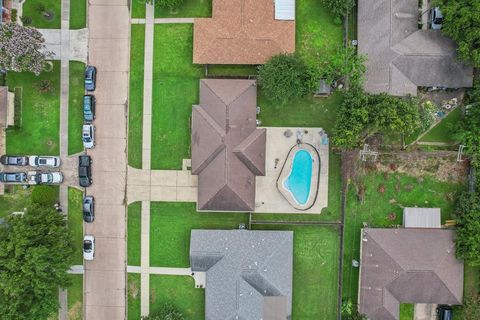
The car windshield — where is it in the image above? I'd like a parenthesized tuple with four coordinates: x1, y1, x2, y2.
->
(434, 17, 443, 24)
(84, 241, 92, 251)
(83, 137, 91, 142)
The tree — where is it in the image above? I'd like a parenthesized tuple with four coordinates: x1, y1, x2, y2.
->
(320, 0, 355, 21)
(146, 0, 184, 10)
(258, 53, 318, 105)
(460, 294, 480, 320)
(434, 0, 480, 67)
(454, 192, 480, 265)
(142, 303, 184, 320)
(0, 205, 73, 319)
(31, 185, 59, 207)
(0, 23, 53, 75)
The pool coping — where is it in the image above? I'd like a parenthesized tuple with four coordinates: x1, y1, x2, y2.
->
(276, 143, 320, 211)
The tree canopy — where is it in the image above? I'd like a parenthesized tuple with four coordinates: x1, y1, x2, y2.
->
(332, 90, 421, 149)
(319, 0, 355, 21)
(0, 205, 73, 319)
(453, 191, 480, 265)
(0, 23, 53, 75)
(435, 0, 480, 67)
(258, 53, 318, 105)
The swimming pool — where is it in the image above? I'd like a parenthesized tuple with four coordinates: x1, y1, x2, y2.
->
(283, 150, 313, 205)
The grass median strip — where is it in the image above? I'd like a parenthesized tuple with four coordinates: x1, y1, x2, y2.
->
(68, 187, 84, 265)
(127, 202, 142, 266)
(69, 0, 87, 29)
(67, 274, 83, 320)
(128, 273, 141, 320)
(69, 61, 86, 155)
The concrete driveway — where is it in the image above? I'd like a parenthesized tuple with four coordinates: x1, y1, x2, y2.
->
(83, 0, 130, 319)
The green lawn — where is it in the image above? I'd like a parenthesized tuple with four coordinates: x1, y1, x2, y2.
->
(6, 61, 61, 155)
(128, 202, 142, 266)
(154, 0, 211, 18)
(151, 24, 203, 169)
(0, 186, 33, 218)
(252, 151, 342, 222)
(150, 275, 204, 319)
(128, 273, 141, 320)
(420, 107, 462, 144)
(128, 25, 146, 168)
(67, 275, 83, 320)
(150, 202, 248, 267)
(342, 171, 465, 303)
(70, 0, 87, 29)
(131, 0, 146, 19)
(252, 224, 340, 319)
(399, 304, 414, 320)
(69, 61, 86, 155)
(22, 0, 61, 29)
(207, 65, 257, 77)
(68, 188, 84, 265)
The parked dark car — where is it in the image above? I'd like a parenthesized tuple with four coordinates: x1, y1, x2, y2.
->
(84, 66, 97, 92)
(0, 172, 27, 183)
(437, 305, 452, 320)
(0, 155, 28, 166)
(78, 155, 92, 187)
(83, 196, 95, 222)
(83, 95, 96, 122)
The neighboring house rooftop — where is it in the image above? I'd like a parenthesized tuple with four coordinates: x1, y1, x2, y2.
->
(357, 0, 473, 96)
(403, 207, 441, 228)
(359, 228, 464, 320)
(190, 229, 293, 320)
(191, 79, 266, 212)
(193, 0, 295, 65)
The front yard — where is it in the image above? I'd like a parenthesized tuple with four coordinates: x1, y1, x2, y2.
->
(6, 61, 61, 155)
(22, 0, 61, 29)
(149, 202, 248, 267)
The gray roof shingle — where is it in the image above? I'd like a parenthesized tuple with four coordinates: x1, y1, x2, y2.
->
(190, 229, 293, 320)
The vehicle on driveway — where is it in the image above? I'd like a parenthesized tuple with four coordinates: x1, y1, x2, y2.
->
(85, 66, 97, 91)
(78, 155, 92, 187)
(83, 235, 95, 260)
(83, 195, 95, 222)
(437, 305, 452, 320)
(27, 171, 63, 185)
(83, 95, 96, 122)
(430, 7, 444, 30)
(29, 156, 61, 168)
(0, 155, 28, 166)
(0, 172, 27, 183)
(82, 124, 95, 149)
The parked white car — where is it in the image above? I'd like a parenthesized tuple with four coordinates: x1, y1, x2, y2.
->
(27, 171, 63, 185)
(29, 156, 61, 168)
(83, 235, 95, 260)
(82, 124, 95, 149)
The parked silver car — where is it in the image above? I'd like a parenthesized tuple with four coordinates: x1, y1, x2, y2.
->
(430, 7, 444, 30)
(29, 156, 61, 168)
(82, 124, 95, 149)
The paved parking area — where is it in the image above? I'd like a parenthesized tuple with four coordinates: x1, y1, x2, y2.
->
(83, 0, 129, 319)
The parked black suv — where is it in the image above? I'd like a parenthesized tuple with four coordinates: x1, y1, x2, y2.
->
(0, 172, 27, 183)
(0, 155, 28, 166)
(437, 305, 453, 320)
(78, 155, 92, 187)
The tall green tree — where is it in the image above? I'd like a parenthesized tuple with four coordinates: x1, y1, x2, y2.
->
(0, 205, 73, 319)
(258, 53, 318, 105)
(434, 0, 480, 66)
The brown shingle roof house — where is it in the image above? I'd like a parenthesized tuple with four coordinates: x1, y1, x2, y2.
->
(191, 79, 266, 212)
(193, 0, 295, 65)
(359, 228, 464, 320)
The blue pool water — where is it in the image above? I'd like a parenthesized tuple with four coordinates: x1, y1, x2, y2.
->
(284, 150, 313, 205)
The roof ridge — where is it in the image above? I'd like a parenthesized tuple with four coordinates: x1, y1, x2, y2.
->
(203, 79, 252, 108)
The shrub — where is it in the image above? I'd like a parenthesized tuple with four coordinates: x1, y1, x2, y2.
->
(11, 9, 17, 22)
(258, 53, 318, 105)
(31, 186, 58, 207)
(20, 16, 32, 25)
(142, 303, 184, 320)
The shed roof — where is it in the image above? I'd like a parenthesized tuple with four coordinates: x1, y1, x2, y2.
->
(193, 0, 295, 65)
(191, 79, 266, 212)
(403, 207, 441, 228)
(359, 228, 464, 320)
(190, 229, 293, 320)
(275, 0, 295, 20)
(357, 0, 473, 96)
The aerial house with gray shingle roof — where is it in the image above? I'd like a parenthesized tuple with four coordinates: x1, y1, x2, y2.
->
(191, 79, 266, 212)
(358, 0, 473, 96)
(358, 228, 464, 320)
(190, 229, 293, 320)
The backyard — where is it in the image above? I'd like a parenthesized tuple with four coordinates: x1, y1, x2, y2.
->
(419, 107, 462, 144)
(341, 155, 467, 305)
(68, 188, 84, 265)
(149, 202, 248, 267)
(69, 61, 86, 155)
(6, 61, 61, 155)
(150, 24, 203, 169)
(22, 0, 61, 29)
(128, 25, 146, 168)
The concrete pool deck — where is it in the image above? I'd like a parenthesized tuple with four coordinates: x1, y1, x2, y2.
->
(255, 127, 329, 214)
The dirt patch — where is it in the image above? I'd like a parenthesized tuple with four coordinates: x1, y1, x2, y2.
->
(68, 301, 82, 320)
(129, 278, 139, 299)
